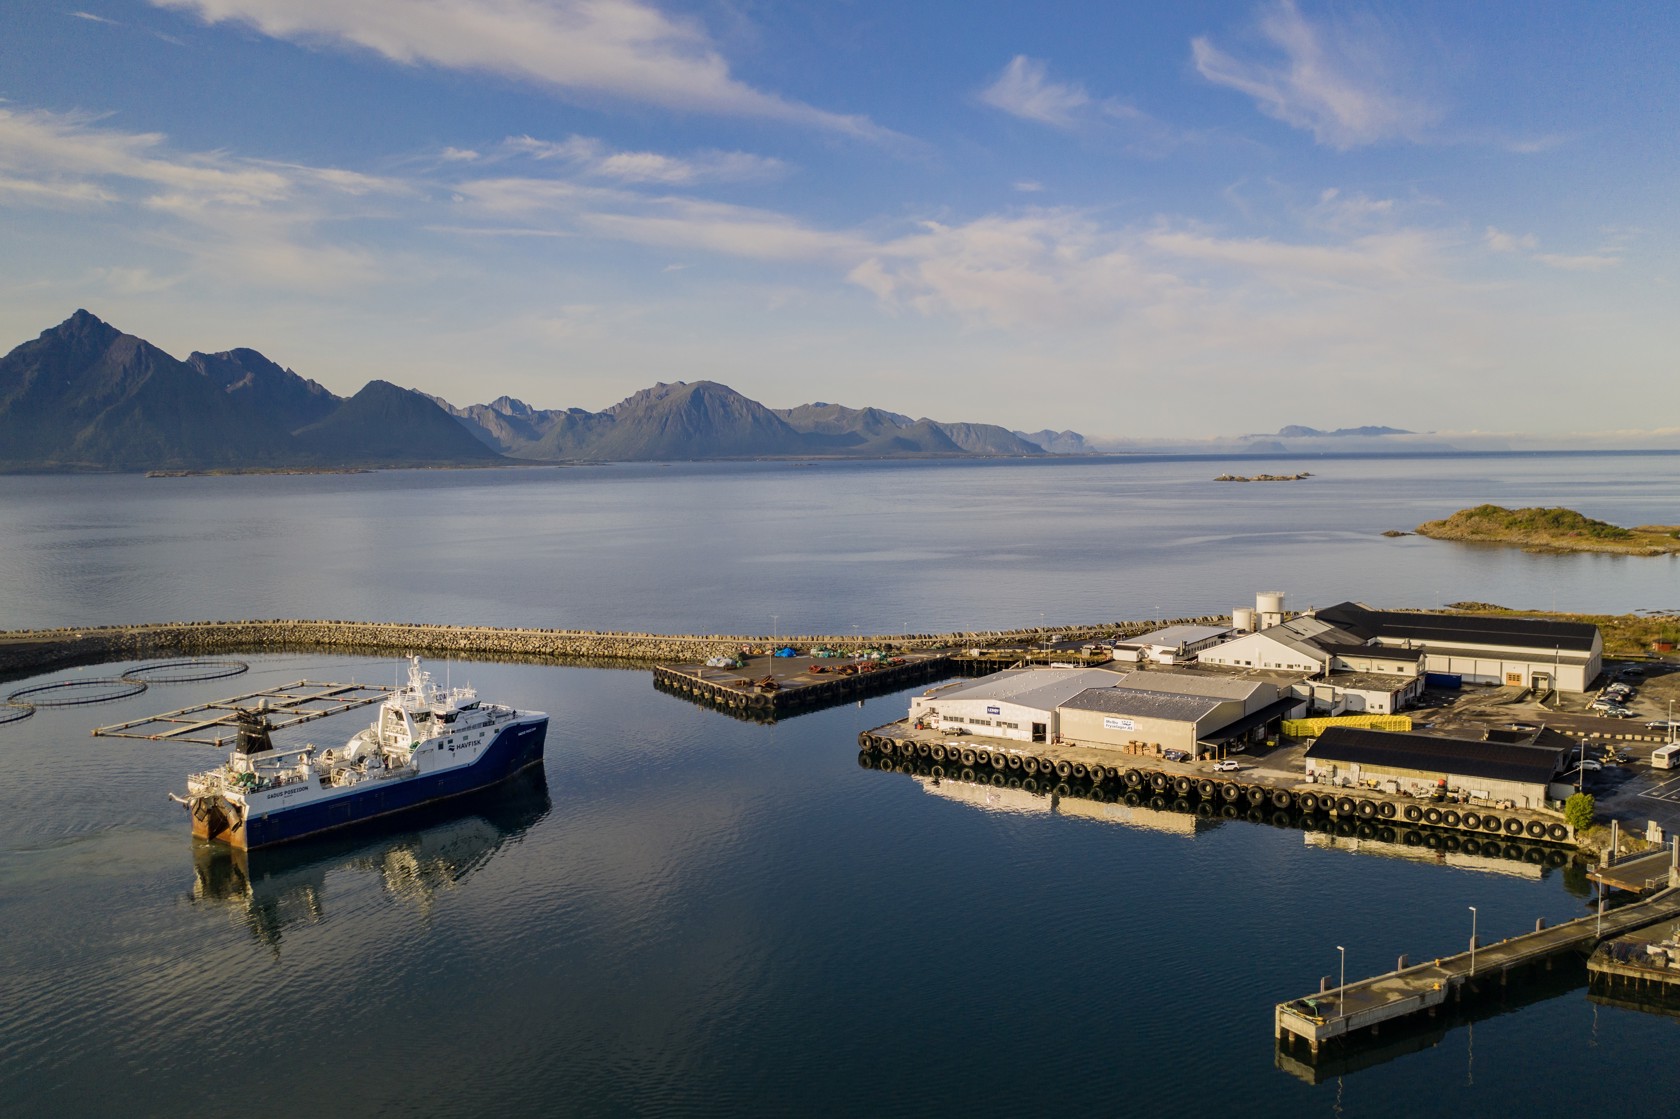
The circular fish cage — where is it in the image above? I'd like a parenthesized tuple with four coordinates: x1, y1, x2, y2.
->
(0, 703, 35, 726)
(121, 659, 250, 684)
(6, 679, 148, 707)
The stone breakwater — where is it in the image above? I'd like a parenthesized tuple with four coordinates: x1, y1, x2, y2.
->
(0, 616, 1229, 678)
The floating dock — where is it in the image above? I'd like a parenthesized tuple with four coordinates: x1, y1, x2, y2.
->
(1587, 911, 1680, 1015)
(654, 651, 953, 720)
(91, 681, 392, 747)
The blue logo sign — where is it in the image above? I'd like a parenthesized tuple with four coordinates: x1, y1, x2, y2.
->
(986, 705, 1001, 715)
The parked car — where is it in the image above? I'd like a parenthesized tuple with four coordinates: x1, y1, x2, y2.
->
(1648, 719, 1680, 731)
(1597, 708, 1634, 719)
(1162, 749, 1190, 763)
(1212, 759, 1241, 772)
(1573, 759, 1604, 773)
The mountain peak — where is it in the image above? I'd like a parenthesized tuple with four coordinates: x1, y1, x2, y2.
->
(49, 309, 123, 347)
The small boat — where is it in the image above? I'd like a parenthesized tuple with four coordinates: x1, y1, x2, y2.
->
(174, 657, 548, 849)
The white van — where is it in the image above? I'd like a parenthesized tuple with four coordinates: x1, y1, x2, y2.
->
(1653, 743, 1680, 770)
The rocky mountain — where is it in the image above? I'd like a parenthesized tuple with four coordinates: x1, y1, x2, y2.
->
(1271, 425, 1414, 438)
(292, 381, 503, 464)
(0, 311, 503, 471)
(188, 347, 339, 433)
(1016, 428, 1088, 454)
(0, 312, 1062, 471)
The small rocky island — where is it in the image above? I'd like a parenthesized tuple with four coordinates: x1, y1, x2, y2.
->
(1214, 472, 1311, 482)
(1416, 504, 1680, 555)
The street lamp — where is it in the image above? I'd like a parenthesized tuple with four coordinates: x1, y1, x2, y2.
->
(1469, 906, 1478, 978)
(1337, 945, 1346, 1018)
(771, 614, 778, 646)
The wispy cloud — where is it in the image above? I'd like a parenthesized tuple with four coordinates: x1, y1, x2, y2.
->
(71, 11, 121, 24)
(504, 134, 786, 185)
(0, 106, 402, 290)
(150, 0, 884, 137)
(1484, 225, 1622, 271)
(1192, 0, 1436, 148)
(980, 56, 1091, 128)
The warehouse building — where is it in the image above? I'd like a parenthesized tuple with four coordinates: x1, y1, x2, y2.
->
(1110, 624, 1234, 665)
(1302, 726, 1573, 808)
(1314, 602, 1602, 693)
(1057, 672, 1295, 757)
(908, 667, 1121, 744)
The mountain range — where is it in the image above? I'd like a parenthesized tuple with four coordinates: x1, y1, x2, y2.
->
(0, 312, 1049, 471)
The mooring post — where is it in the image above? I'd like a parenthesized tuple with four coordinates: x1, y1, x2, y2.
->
(1397, 954, 1408, 970)
(1536, 917, 1546, 932)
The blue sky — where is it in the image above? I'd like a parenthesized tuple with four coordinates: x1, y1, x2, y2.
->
(1, 1, 1675, 439)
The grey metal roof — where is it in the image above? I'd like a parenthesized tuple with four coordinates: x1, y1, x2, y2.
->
(932, 667, 1123, 713)
(1304, 726, 1566, 785)
(1115, 625, 1233, 649)
(1060, 687, 1223, 722)
(1113, 671, 1271, 702)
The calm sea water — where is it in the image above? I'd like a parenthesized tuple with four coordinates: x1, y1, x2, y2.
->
(3, 453, 1679, 1117)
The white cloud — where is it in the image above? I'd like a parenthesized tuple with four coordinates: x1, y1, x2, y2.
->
(1192, 0, 1436, 148)
(504, 134, 786, 184)
(1484, 226, 1537, 253)
(151, 0, 882, 136)
(980, 56, 1090, 128)
(1013, 181, 1044, 193)
(1484, 226, 1621, 271)
(1534, 252, 1620, 272)
(439, 147, 480, 162)
(0, 106, 402, 291)
(72, 11, 121, 24)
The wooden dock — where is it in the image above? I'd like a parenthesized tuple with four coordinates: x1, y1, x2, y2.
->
(1275, 885, 1680, 1059)
(91, 681, 392, 747)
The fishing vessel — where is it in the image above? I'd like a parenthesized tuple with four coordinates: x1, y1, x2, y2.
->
(175, 657, 547, 849)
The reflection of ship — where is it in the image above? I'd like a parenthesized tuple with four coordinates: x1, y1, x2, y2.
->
(175, 657, 548, 848)
(915, 776, 1216, 836)
(191, 764, 551, 948)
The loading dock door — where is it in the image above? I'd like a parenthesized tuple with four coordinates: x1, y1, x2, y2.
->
(1032, 722, 1047, 743)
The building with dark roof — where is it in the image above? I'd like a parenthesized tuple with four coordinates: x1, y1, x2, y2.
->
(1303, 725, 1573, 809)
(1314, 602, 1601, 692)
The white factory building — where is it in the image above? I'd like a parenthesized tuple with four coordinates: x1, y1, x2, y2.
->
(909, 667, 1292, 758)
(1110, 624, 1235, 665)
(910, 667, 1121, 744)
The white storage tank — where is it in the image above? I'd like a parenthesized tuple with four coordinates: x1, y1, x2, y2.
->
(1257, 591, 1286, 629)
(1232, 607, 1256, 633)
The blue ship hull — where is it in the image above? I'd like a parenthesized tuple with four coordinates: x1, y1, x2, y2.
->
(242, 716, 548, 849)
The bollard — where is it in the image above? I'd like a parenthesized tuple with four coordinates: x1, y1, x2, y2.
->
(1320, 975, 1331, 993)
(1536, 918, 1546, 932)
(1397, 954, 1409, 970)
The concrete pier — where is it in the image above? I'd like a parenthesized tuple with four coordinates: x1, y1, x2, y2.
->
(1276, 887, 1680, 1059)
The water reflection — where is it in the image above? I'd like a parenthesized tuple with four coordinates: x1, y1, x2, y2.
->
(189, 765, 551, 949)
(865, 751, 1572, 870)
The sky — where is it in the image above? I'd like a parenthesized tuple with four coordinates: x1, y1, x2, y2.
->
(1, 1, 1676, 440)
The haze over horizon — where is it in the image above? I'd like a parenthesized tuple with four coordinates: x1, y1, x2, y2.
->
(2, 1, 1675, 440)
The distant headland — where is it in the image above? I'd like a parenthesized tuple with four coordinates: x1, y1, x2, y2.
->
(1416, 505, 1680, 555)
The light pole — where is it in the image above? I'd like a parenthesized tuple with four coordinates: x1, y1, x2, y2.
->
(771, 614, 778, 647)
(1337, 945, 1346, 1019)
(1468, 906, 1478, 978)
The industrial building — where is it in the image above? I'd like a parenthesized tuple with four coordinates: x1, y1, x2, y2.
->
(1313, 602, 1603, 693)
(1110, 624, 1235, 664)
(1302, 725, 1573, 809)
(909, 667, 1121, 744)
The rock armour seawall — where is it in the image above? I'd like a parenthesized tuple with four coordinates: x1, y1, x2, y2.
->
(0, 617, 1228, 677)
